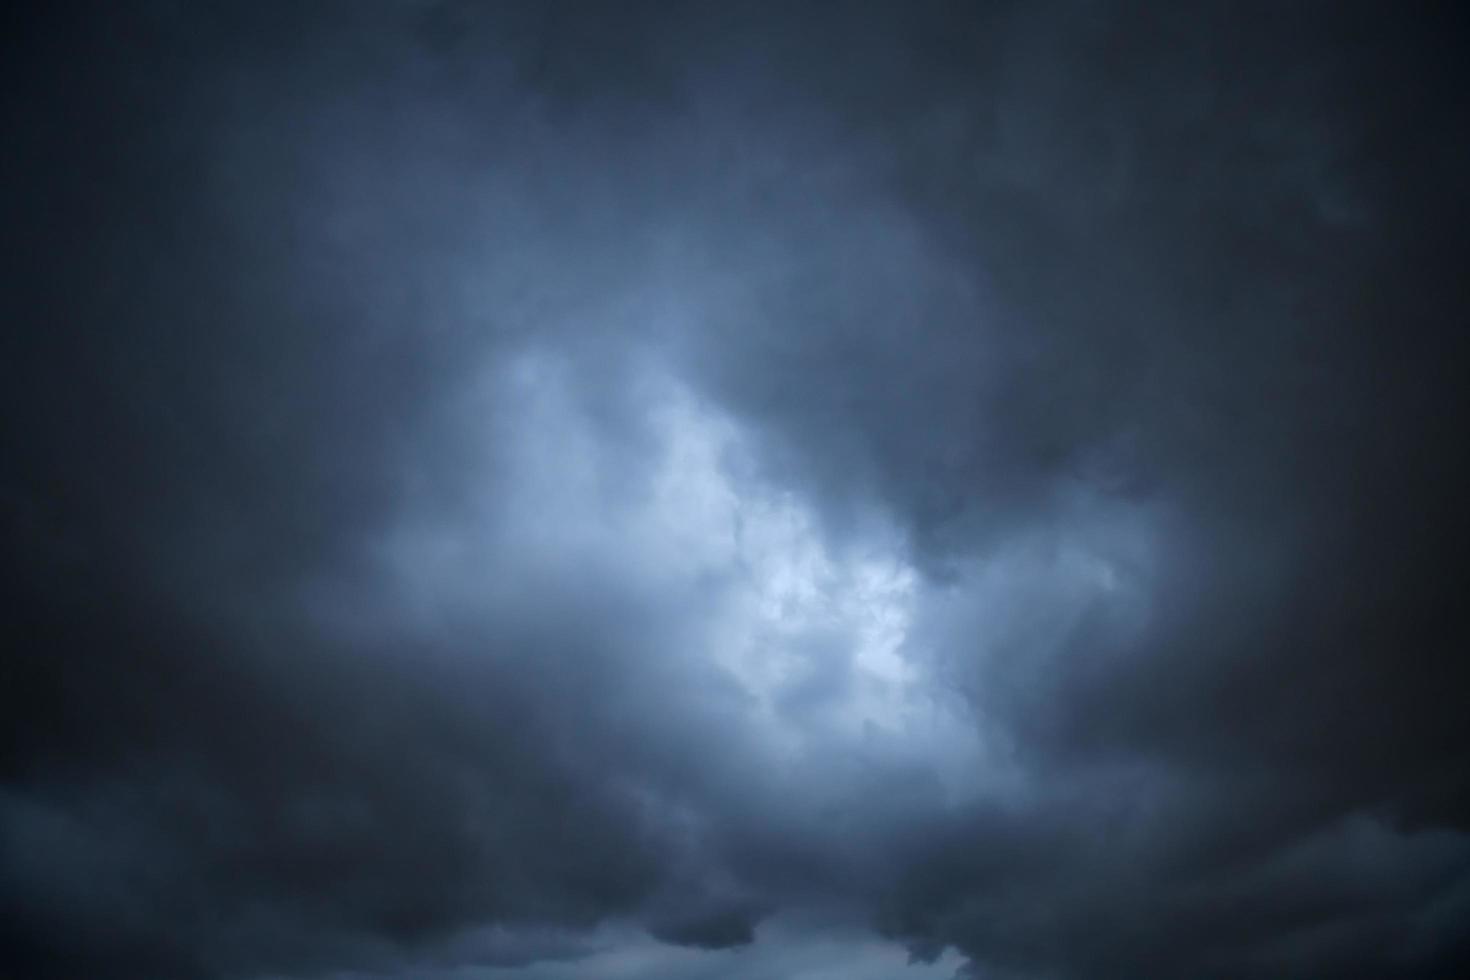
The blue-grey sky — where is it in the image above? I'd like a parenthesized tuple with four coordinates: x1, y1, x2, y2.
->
(3, 3, 1469, 978)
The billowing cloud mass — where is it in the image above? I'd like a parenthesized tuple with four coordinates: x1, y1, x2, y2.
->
(4, 2, 1469, 978)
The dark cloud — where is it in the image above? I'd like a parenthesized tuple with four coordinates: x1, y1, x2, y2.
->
(4, 2, 1468, 979)
(647, 906, 761, 951)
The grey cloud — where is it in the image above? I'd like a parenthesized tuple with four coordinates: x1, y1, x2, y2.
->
(4, 3, 1468, 980)
(647, 906, 761, 951)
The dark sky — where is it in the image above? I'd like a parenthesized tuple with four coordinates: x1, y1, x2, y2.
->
(4, 3, 1470, 978)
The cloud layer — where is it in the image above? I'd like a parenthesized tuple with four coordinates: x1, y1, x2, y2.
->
(4, 3, 1469, 978)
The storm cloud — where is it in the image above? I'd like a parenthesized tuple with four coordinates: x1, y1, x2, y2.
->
(4, 3, 1469, 979)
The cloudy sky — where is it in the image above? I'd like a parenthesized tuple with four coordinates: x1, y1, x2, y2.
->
(4, 2, 1469, 978)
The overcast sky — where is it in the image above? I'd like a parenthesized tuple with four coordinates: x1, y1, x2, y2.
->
(3, 3, 1469, 978)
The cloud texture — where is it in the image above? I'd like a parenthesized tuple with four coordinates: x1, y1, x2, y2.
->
(4, 3, 1469, 978)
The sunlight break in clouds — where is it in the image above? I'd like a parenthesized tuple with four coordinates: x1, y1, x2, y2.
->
(378, 346, 932, 755)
